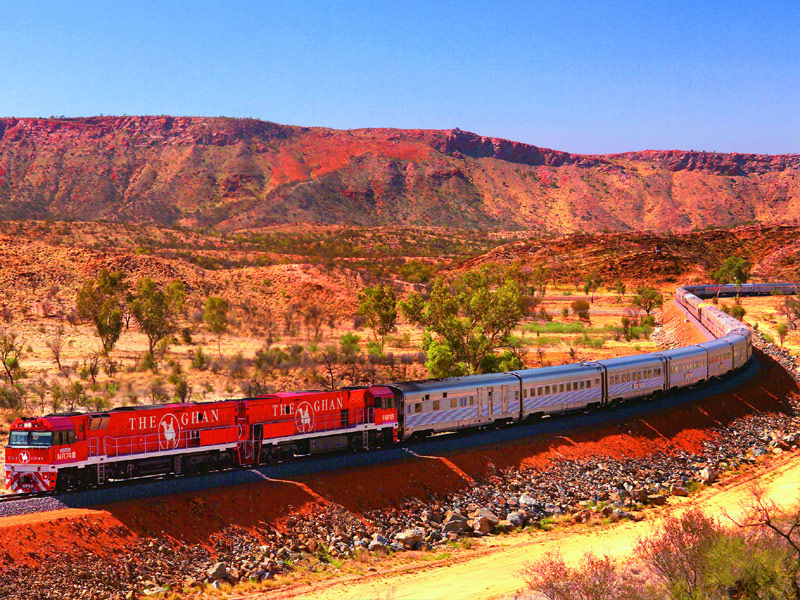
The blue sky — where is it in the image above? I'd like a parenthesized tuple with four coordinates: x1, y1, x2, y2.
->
(1, 1, 798, 154)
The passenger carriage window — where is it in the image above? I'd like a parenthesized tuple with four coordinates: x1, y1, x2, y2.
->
(414, 403, 422, 414)
(559, 384, 565, 393)
(433, 401, 440, 411)
(545, 385, 550, 395)
(565, 383, 571, 392)
(470, 396, 474, 405)
(537, 387, 543, 396)
(443, 392, 447, 398)
(514, 391, 519, 400)
(587, 380, 591, 389)
(451, 399, 457, 408)
(460, 398, 466, 407)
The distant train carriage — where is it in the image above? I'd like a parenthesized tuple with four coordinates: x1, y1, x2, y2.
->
(598, 354, 666, 403)
(516, 364, 604, 419)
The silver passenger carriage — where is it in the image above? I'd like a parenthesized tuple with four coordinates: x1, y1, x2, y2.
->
(697, 338, 733, 379)
(389, 372, 521, 440)
(515, 363, 603, 419)
(597, 354, 666, 403)
(658, 346, 708, 390)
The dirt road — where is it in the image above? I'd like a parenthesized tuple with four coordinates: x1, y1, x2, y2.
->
(254, 455, 800, 600)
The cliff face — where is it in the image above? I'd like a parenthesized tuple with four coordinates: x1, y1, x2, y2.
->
(0, 116, 798, 232)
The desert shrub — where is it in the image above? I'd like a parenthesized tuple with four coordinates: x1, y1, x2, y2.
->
(191, 346, 209, 370)
(519, 552, 649, 600)
(180, 327, 193, 344)
(571, 299, 591, 321)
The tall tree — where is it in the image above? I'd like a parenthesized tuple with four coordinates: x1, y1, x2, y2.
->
(583, 269, 603, 303)
(130, 278, 183, 355)
(611, 278, 626, 303)
(0, 331, 24, 386)
(711, 256, 751, 299)
(203, 296, 229, 356)
(399, 267, 525, 378)
(75, 269, 127, 354)
(356, 285, 397, 352)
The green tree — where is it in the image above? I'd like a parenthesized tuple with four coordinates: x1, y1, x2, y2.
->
(75, 269, 127, 354)
(0, 331, 24, 386)
(631, 286, 664, 316)
(339, 332, 361, 356)
(130, 278, 182, 355)
(399, 267, 525, 377)
(583, 269, 603, 303)
(611, 278, 626, 303)
(711, 256, 752, 299)
(203, 296, 229, 355)
(777, 323, 789, 347)
(356, 285, 398, 352)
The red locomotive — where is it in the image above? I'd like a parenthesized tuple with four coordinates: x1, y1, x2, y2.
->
(5, 387, 398, 493)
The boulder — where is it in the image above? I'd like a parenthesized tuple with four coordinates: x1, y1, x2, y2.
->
(519, 493, 537, 507)
(506, 510, 527, 528)
(442, 512, 470, 534)
(472, 515, 494, 534)
(206, 562, 227, 582)
(368, 539, 385, 552)
(395, 528, 425, 549)
(670, 484, 688, 497)
(699, 467, 718, 484)
(647, 494, 667, 506)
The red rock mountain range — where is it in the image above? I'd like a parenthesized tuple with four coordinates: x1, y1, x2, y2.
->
(0, 116, 798, 232)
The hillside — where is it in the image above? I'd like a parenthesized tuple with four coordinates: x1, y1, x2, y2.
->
(1, 116, 799, 232)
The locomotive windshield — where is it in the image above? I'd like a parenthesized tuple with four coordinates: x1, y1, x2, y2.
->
(8, 431, 52, 447)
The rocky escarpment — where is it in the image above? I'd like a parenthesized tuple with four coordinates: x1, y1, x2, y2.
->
(0, 116, 799, 232)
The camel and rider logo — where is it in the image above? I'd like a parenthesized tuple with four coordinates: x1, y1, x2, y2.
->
(295, 401, 315, 434)
(18, 450, 30, 464)
(158, 414, 181, 450)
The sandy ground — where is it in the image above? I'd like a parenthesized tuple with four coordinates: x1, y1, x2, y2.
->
(252, 454, 800, 600)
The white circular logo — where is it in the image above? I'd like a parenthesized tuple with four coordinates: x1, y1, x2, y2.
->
(18, 451, 30, 464)
(158, 414, 181, 450)
(295, 401, 315, 434)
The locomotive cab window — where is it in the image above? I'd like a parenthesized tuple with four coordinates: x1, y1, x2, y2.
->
(8, 431, 52, 447)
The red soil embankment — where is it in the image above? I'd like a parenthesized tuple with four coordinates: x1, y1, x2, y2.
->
(0, 348, 795, 569)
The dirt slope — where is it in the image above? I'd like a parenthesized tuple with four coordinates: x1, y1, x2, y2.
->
(1, 117, 799, 232)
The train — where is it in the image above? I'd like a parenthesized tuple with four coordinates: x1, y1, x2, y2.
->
(4, 282, 794, 494)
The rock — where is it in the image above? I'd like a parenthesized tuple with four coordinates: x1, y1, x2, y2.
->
(372, 533, 389, 545)
(442, 512, 470, 534)
(206, 562, 227, 581)
(670, 484, 688, 497)
(472, 515, 494, 534)
(368, 539, 385, 551)
(699, 467, 718, 484)
(647, 494, 667, 506)
(506, 510, 527, 528)
(519, 493, 537, 507)
(395, 528, 425, 549)
(752, 446, 768, 457)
